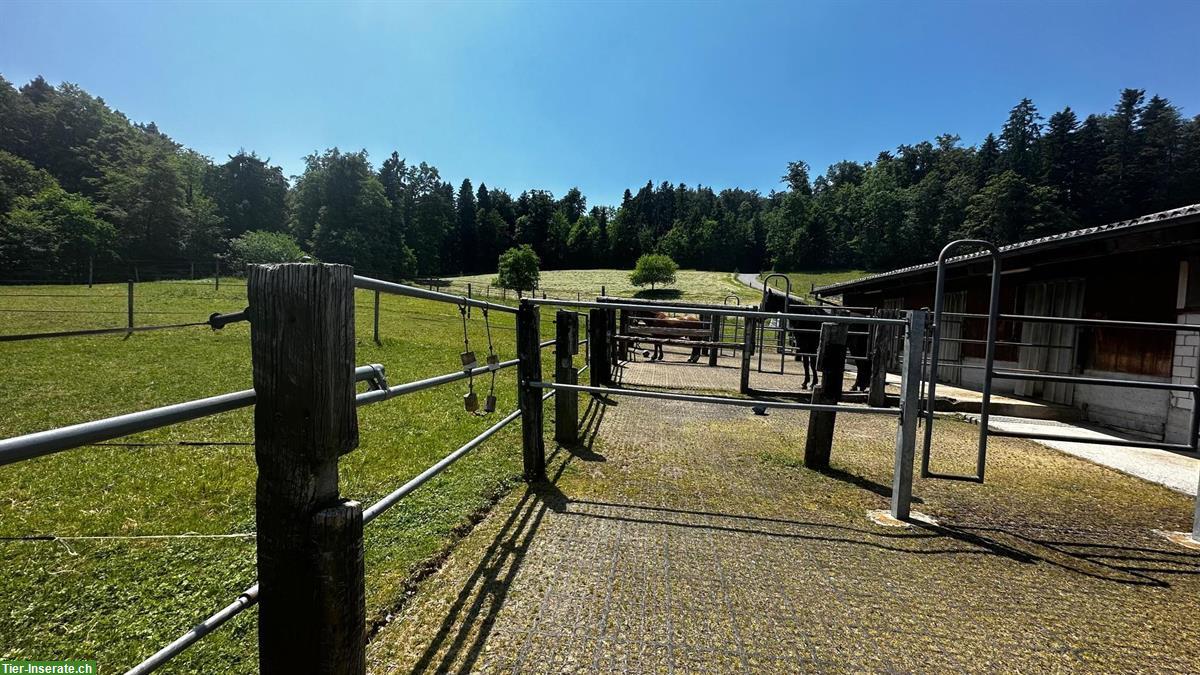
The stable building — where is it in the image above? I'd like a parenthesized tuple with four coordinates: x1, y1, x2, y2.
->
(813, 203, 1200, 446)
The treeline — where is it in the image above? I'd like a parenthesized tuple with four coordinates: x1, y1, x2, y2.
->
(2, 75, 1198, 281)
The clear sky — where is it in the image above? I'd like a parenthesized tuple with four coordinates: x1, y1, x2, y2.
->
(1, 0, 1198, 206)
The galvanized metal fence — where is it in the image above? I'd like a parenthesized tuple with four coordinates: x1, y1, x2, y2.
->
(0, 263, 934, 673)
(920, 240, 1200, 541)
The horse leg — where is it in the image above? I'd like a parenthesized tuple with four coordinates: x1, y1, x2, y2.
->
(809, 355, 820, 390)
(654, 343, 664, 360)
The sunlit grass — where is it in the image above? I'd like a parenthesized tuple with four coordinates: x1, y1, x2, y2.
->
(758, 270, 871, 301)
(0, 279, 566, 671)
(447, 269, 760, 305)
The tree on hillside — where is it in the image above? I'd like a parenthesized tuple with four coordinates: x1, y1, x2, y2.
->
(496, 244, 539, 295)
(629, 253, 678, 289)
(1000, 98, 1043, 178)
(209, 151, 288, 236)
(229, 230, 306, 266)
(291, 148, 408, 278)
(456, 178, 477, 272)
(0, 185, 115, 276)
(960, 170, 1068, 244)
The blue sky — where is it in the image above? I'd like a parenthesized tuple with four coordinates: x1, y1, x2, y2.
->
(1, 0, 1197, 206)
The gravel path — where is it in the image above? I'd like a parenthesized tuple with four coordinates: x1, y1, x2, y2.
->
(369, 358, 1200, 674)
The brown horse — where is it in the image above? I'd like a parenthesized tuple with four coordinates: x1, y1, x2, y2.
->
(632, 311, 706, 362)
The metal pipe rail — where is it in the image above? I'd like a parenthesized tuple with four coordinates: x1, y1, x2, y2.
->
(987, 429, 1196, 453)
(940, 311, 1200, 332)
(353, 275, 518, 314)
(930, 336, 1075, 350)
(528, 381, 898, 415)
(526, 297, 908, 327)
(362, 407, 524, 524)
(126, 584, 260, 675)
(991, 370, 1200, 392)
(128, 391, 556, 675)
(0, 365, 385, 467)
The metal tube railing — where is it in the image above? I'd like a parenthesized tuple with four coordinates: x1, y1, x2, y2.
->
(125, 584, 260, 675)
(362, 407, 523, 524)
(129, 391, 556, 674)
(992, 370, 1200, 392)
(528, 381, 898, 415)
(941, 311, 1200, 332)
(0, 365, 383, 467)
(355, 360, 518, 406)
(353, 275, 518, 314)
(987, 429, 1195, 452)
(528, 297, 907, 326)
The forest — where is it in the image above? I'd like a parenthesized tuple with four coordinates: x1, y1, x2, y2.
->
(2, 74, 1199, 281)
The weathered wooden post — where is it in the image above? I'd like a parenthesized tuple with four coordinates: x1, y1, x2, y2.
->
(617, 306, 630, 361)
(739, 317, 757, 394)
(868, 309, 901, 408)
(707, 313, 721, 366)
(555, 310, 579, 445)
(606, 307, 618, 380)
(891, 310, 927, 520)
(517, 300, 545, 480)
(87, 256, 93, 288)
(125, 280, 134, 338)
(589, 308, 609, 387)
(372, 290, 381, 346)
(248, 263, 364, 674)
(804, 322, 848, 469)
(214, 258, 220, 291)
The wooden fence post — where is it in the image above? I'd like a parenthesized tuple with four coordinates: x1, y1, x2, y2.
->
(372, 290, 381, 346)
(739, 317, 757, 394)
(804, 322, 848, 469)
(589, 308, 609, 387)
(125, 280, 134, 338)
(868, 309, 900, 408)
(517, 301, 545, 480)
(707, 314, 721, 366)
(248, 263, 363, 675)
(606, 308, 618, 380)
(87, 256, 93, 288)
(555, 310, 579, 445)
(214, 258, 220, 291)
(616, 305, 630, 361)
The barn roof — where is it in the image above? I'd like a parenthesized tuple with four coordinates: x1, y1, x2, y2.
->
(812, 202, 1200, 296)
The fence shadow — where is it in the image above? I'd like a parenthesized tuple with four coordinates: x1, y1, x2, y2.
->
(404, 394, 615, 673)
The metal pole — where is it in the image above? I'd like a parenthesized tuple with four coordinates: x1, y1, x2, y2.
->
(1190, 346, 1200, 541)
(891, 309, 927, 520)
(87, 256, 93, 288)
(466, 283, 472, 318)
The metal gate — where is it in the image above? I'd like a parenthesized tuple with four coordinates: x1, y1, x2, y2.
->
(920, 239, 1200, 542)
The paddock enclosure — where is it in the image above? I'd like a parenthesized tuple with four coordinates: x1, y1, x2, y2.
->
(2, 255, 1199, 673)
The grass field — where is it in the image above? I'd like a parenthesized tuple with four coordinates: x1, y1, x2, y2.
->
(0, 268, 747, 671)
(758, 270, 871, 301)
(447, 269, 761, 305)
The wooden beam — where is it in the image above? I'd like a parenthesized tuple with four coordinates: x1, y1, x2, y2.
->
(804, 322, 848, 469)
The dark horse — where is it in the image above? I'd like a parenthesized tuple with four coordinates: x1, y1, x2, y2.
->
(761, 291, 873, 391)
